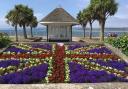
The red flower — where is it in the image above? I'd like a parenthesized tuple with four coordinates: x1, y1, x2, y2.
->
(49, 44, 65, 83)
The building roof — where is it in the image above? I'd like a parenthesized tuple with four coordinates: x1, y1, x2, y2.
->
(40, 8, 77, 24)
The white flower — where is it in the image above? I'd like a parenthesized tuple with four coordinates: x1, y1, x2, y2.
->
(91, 62, 95, 65)
(108, 67, 112, 69)
(57, 43, 64, 46)
(126, 76, 128, 79)
(114, 69, 118, 71)
(88, 87, 94, 89)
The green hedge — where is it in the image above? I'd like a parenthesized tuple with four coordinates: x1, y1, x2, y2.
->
(0, 33, 11, 48)
(105, 34, 128, 56)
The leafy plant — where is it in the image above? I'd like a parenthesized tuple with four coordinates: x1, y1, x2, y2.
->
(0, 33, 11, 48)
(106, 34, 128, 56)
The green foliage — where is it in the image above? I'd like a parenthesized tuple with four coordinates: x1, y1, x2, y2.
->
(90, 0, 118, 20)
(0, 33, 11, 48)
(106, 34, 128, 56)
(105, 37, 115, 45)
(30, 16, 38, 28)
(5, 4, 37, 39)
(77, 0, 118, 41)
(5, 6, 19, 41)
(83, 6, 95, 23)
(16, 4, 34, 27)
(0, 68, 5, 75)
(90, 0, 118, 41)
(77, 11, 87, 26)
(6, 66, 17, 73)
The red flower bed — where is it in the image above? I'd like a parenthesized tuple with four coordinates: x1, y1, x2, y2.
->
(49, 44, 65, 83)
(0, 53, 52, 59)
(66, 54, 119, 60)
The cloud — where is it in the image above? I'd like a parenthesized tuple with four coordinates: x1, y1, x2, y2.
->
(114, 14, 128, 19)
(125, 5, 128, 9)
(114, 4, 128, 19)
(34, 13, 46, 27)
(106, 16, 128, 28)
(0, 16, 11, 28)
(34, 13, 44, 20)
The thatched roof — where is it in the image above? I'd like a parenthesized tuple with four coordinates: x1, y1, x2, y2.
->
(40, 8, 77, 23)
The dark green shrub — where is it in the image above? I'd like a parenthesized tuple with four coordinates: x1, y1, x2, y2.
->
(0, 33, 11, 48)
(105, 37, 115, 45)
(106, 34, 128, 56)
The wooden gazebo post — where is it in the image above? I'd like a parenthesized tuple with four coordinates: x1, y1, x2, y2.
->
(46, 25, 48, 42)
(71, 25, 72, 42)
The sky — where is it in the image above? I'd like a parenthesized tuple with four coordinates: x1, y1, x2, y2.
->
(0, 0, 128, 28)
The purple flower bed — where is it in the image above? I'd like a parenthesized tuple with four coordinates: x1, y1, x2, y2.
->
(0, 63, 48, 84)
(87, 47, 112, 54)
(68, 44, 84, 50)
(89, 59, 128, 72)
(31, 44, 52, 50)
(4, 46, 32, 53)
(0, 60, 20, 68)
(69, 62, 128, 83)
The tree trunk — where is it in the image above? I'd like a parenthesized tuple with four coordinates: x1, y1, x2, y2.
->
(23, 25, 27, 39)
(89, 21, 93, 39)
(30, 27, 33, 37)
(15, 25, 18, 42)
(83, 26, 86, 38)
(99, 20, 105, 41)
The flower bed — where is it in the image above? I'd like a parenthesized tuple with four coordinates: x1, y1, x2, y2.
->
(0, 43, 128, 83)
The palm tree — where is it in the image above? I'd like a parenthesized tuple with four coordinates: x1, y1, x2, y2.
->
(83, 6, 95, 39)
(90, 0, 118, 41)
(77, 11, 88, 38)
(6, 10, 19, 42)
(29, 16, 38, 37)
(15, 4, 33, 39)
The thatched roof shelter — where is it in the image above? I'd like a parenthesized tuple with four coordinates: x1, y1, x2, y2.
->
(40, 8, 78, 42)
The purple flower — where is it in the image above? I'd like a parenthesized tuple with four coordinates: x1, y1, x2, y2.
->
(68, 43, 84, 50)
(0, 60, 20, 68)
(69, 62, 128, 83)
(0, 64, 48, 84)
(89, 59, 128, 71)
(87, 47, 112, 54)
(4, 46, 32, 53)
(31, 44, 52, 50)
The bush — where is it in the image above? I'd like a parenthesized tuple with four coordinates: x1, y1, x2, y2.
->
(0, 33, 11, 48)
(105, 34, 128, 56)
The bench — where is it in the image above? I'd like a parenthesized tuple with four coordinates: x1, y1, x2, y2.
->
(28, 37, 42, 42)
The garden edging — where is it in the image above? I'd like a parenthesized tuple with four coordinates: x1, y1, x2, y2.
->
(104, 43, 128, 63)
(0, 46, 10, 54)
(0, 83, 128, 89)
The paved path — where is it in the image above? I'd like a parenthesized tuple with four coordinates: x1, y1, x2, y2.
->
(0, 83, 128, 89)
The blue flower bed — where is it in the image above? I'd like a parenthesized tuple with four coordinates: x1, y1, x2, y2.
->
(69, 62, 128, 83)
(68, 43, 84, 50)
(31, 44, 52, 50)
(4, 46, 32, 53)
(0, 60, 20, 68)
(87, 47, 112, 54)
(89, 59, 128, 71)
(0, 64, 48, 84)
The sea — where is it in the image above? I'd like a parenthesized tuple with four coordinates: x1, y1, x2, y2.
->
(0, 27, 128, 37)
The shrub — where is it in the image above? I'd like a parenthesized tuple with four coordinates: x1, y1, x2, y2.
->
(0, 33, 11, 48)
(105, 34, 128, 56)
